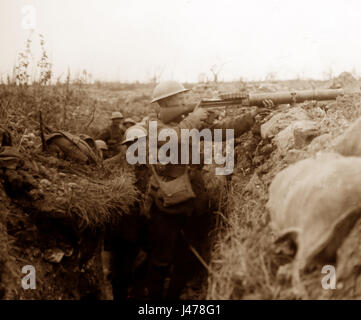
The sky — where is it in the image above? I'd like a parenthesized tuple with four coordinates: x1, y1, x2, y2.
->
(1, 0, 361, 83)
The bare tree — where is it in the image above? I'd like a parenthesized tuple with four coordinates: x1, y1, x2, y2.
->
(322, 67, 334, 81)
(198, 72, 207, 83)
(210, 61, 227, 83)
(149, 65, 165, 84)
(265, 72, 277, 82)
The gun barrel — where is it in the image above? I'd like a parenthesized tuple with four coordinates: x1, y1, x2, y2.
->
(200, 88, 344, 108)
(248, 89, 344, 107)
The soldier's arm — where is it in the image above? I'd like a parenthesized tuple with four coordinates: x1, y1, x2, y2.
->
(119, 125, 126, 140)
(210, 112, 255, 140)
(177, 108, 208, 131)
(97, 128, 110, 143)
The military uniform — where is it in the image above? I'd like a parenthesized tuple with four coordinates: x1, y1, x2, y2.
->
(141, 111, 257, 299)
(97, 124, 125, 158)
(115, 80, 267, 299)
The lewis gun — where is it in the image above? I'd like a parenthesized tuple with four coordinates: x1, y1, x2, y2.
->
(160, 88, 345, 124)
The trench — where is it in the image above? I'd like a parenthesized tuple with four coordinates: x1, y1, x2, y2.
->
(0, 123, 267, 300)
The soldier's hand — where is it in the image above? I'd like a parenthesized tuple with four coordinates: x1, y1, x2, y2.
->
(262, 99, 274, 108)
(191, 108, 208, 122)
(250, 107, 270, 118)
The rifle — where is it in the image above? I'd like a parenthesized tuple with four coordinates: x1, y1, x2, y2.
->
(160, 88, 345, 124)
(39, 111, 47, 152)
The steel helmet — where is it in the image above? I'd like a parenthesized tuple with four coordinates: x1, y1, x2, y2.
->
(121, 125, 148, 144)
(95, 140, 108, 150)
(79, 134, 96, 149)
(111, 111, 124, 120)
(151, 81, 190, 103)
(123, 118, 136, 125)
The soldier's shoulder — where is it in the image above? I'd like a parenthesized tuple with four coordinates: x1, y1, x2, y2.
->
(142, 115, 165, 127)
(97, 126, 111, 138)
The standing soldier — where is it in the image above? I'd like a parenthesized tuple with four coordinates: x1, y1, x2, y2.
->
(97, 112, 125, 158)
(128, 80, 270, 299)
(107, 126, 150, 300)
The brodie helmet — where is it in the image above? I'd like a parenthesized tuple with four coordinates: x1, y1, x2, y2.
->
(123, 118, 136, 126)
(121, 125, 148, 145)
(95, 140, 108, 150)
(111, 111, 124, 120)
(151, 81, 189, 103)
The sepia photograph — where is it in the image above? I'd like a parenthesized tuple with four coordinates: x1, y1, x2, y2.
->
(1, 0, 361, 307)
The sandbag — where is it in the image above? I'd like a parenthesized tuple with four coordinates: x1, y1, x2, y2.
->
(333, 116, 361, 157)
(260, 107, 310, 139)
(46, 131, 99, 165)
(79, 134, 97, 152)
(273, 120, 318, 155)
(267, 152, 361, 271)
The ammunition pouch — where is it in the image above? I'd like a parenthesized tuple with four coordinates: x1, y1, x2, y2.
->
(149, 165, 196, 213)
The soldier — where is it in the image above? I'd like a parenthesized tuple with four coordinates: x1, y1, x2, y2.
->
(128, 80, 270, 299)
(94, 140, 108, 161)
(121, 125, 151, 200)
(107, 126, 150, 300)
(123, 118, 137, 130)
(97, 112, 125, 158)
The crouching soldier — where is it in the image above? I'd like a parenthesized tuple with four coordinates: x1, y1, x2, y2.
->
(95, 140, 108, 161)
(97, 112, 125, 159)
(122, 81, 270, 299)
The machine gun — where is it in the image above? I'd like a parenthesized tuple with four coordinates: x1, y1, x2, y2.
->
(160, 88, 345, 123)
